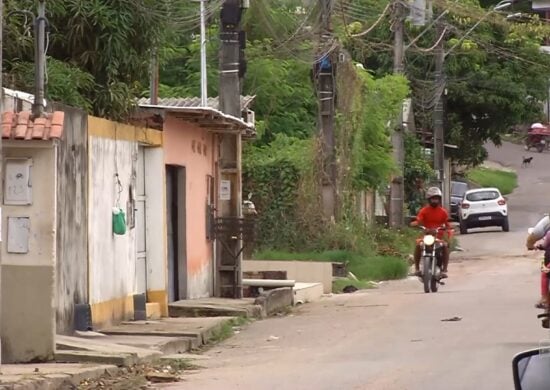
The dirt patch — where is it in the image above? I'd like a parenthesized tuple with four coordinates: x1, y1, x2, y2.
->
(69, 360, 200, 390)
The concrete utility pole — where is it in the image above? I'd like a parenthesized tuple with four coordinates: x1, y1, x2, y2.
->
(390, 0, 405, 227)
(433, 19, 445, 201)
(199, 0, 208, 106)
(217, 0, 244, 298)
(0, 0, 4, 367)
(316, 0, 337, 220)
(32, 0, 46, 118)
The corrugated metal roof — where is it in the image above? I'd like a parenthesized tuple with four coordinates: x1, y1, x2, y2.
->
(138, 95, 255, 111)
(2, 111, 65, 140)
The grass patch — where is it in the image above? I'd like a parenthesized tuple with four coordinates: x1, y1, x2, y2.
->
(208, 317, 249, 344)
(253, 226, 418, 293)
(254, 250, 409, 283)
(467, 167, 517, 195)
(332, 278, 372, 293)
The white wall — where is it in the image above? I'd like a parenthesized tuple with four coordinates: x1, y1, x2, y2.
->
(88, 136, 136, 306)
(145, 147, 167, 293)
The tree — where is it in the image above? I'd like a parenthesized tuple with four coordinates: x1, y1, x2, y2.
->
(339, 0, 550, 166)
(4, 0, 188, 119)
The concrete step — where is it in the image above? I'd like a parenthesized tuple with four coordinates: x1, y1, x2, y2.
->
(168, 298, 263, 318)
(100, 317, 235, 345)
(293, 282, 324, 304)
(56, 334, 161, 366)
(146, 302, 162, 320)
(103, 334, 198, 354)
(55, 350, 139, 367)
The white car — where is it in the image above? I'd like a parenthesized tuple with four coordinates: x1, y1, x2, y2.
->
(458, 187, 509, 234)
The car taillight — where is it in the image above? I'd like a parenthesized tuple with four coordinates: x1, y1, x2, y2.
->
(498, 199, 506, 206)
(461, 202, 470, 209)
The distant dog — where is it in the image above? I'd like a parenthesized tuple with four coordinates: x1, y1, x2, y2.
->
(522, 156, 534, 167)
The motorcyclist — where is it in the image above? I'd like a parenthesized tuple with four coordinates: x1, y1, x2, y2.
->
(410, 187, 453, 278)
(526, 215, 550, 308)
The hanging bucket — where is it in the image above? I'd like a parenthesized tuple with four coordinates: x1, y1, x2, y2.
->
(112, 207, 127, 235)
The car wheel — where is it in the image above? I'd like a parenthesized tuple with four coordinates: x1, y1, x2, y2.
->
(460, 221, 468, 235)
(502, 217, 510, 232)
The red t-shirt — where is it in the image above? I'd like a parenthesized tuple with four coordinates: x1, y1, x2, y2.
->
(417, 205, 450, 239)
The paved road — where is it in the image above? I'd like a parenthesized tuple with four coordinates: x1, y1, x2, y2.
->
(162, 142, 550, 390)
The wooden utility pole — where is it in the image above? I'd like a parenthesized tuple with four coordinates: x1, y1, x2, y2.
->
(217, 0, 244, 298)
(149, 48, 159, 105)
(316, 0, 337, 220)
(433, 20, 446, 201)
(390, 0, 405, 227)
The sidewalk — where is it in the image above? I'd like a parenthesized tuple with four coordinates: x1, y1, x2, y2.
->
(0, 363, 117, 390)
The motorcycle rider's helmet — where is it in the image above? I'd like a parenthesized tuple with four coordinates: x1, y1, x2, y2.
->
(426, 187, 442, 199)
(426, 187, 442, 208)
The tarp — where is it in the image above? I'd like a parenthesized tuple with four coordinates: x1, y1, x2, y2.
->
(529, 123, 550, 135)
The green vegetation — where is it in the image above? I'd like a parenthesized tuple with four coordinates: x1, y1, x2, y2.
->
(208, 317, 249, 344)
(254, 227, 419, 292)
(255, 248, 409, 292)
(467, 167, 518, 195)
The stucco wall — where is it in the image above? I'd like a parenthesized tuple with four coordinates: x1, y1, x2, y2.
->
(87, 117, 165, 327)
(1, 142, 57, 362)
(164, 115, 214, 299)
(144, 147, 168, 315)
(53, 104, 89, 334)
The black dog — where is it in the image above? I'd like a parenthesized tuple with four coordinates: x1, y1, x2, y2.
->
(522, 156, 534, 167)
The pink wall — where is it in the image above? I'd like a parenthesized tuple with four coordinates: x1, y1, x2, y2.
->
(164, 115, 216, 298)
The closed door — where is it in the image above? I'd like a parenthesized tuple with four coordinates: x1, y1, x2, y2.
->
(135, 146, 147, 294)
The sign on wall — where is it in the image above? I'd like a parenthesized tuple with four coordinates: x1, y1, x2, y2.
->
(220, 180, 231, 201)
(4, 158, 33, 205)
(7, 217, 30, 254)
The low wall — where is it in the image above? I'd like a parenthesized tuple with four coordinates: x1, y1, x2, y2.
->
(243, 260, 332, 294)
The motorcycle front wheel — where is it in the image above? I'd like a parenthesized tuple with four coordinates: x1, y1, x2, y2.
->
(430, 276, 438, 292)
(422, 256, 431, 293)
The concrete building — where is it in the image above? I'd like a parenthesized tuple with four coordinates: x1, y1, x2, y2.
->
(136, 96, 255, 301)
(0, 90, 167, 362)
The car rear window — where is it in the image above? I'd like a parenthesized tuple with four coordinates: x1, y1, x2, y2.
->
(466, 191, 500, 202)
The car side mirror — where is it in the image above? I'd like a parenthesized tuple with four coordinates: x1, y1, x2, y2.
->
(513, 348, 550, 389)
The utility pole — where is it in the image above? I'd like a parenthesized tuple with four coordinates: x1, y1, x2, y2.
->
(0, 0, 4, 366)
(217, 0, 244, 298)
(390, 0, 405, 227)
(32, 0, 45, 118)
(199, 0, 207, 106)
(316, 0, 337, 220)
(149, 48, 159, 105)
(433, 20, 446, 204)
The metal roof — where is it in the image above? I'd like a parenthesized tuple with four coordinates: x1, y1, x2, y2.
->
(137, 95, 256, 111)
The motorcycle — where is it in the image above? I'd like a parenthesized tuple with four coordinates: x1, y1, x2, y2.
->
(418, 225, 449, 293)
(527, 227, 550, 328)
